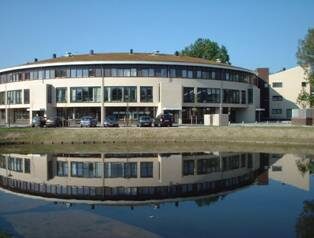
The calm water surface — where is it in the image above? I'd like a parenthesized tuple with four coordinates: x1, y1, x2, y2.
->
(0, 151, 313, 238)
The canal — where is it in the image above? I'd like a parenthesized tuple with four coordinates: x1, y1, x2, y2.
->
(0, 149, 313, 238)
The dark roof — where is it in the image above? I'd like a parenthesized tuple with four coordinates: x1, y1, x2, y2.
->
(25, 52, 228, 66)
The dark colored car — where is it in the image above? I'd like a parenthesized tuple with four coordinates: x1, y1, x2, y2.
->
(154, 114, 174, 127)
(80, 116, 97, 127)
(45, 117, 63, 127)
(137, 115, 153, 127)
(31, 116, 46, 127)
(104, 115, 119, 127)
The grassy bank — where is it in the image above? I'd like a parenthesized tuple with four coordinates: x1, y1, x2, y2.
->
(0, 126, 314, 147)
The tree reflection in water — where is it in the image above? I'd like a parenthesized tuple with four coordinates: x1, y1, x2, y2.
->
(296, 200, 314, 238)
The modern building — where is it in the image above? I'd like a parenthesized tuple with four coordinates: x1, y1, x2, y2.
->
(0, 152, 264, 204)
(0, 51, 261, 125)
(268, 66, 311, 120)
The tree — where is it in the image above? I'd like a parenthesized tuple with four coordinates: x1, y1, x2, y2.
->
(179, 38, 230, 64)
(296, 200, 314, 238)
(296, 28, 314, 108)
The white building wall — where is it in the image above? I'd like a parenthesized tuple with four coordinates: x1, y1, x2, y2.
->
(269, 66, 309, 120)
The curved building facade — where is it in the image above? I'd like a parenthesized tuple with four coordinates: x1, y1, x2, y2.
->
(0, 52, 260, 125)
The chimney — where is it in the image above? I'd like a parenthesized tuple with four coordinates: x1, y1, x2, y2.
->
(256, 68, 269, 83)
(129, 49, 134, 54)
(34, 58, 38, 62)
(152, 50, 160, 55)
(90, 49, 94, 55)
(52, 53, 57, 58)
(174, 51, 179, 56)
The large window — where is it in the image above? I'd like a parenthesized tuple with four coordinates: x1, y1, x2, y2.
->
(8, 157, 23, 172)
(56, 88, 67, 103)
(111, 87, 123, 101)
(70, 87, 101, 102)
(183, 87, 195, 103)
(57, 161, 68, 177)
(0, 92, 5, 105)
(71, 162, 102, 178)
(47, 85, 52, 104)
(7, 90, 22, 104)
(104, 162, 137, 178)
(272, 82, 282, 88)
(24, 89, 30, 104)
(197, 88, 220, 103)
(241, 90, 246, 104)
(140, 86, 153, 102)
(140, 162, 153, 178)
(248, 88, 253, 104)
(223, 89, 240, 104)
(183, 160, 194, 176)
(123, 87, 137, 102)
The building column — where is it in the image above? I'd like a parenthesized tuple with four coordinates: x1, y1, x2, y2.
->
(29, 109, 33, 125)
(178, 110, 182, 125)
(100, 71, 105, 127)
(5, 107, 8, 126)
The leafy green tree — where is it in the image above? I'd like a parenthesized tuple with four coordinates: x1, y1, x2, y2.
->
(179, 38, 230, 64)
(296, 28, 314, 107)
(296, 200, 314, 238)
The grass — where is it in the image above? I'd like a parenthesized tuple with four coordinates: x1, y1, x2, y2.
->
(1, 126, 314, 147)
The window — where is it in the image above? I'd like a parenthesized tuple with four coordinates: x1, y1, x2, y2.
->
(140, 86, 153, 102)
(7, 90, 22, 104)
(123, 163, 137, 178)
(241, 90, 246, 104)
(183, 87, 195, 103)
(56, 88, 67, 103)
(71, 162, 101, 178)
(111, 87, 123, 101)
(197, 88, 221, 103)
(272, 95, 283, 101)
(223, 89, 240, 104)
(183, 160, 194, 176)
(272, 109, 282, 114)
(24, 89, 30, 104)
(55, 68, 67, 78)
(8, 157, 23, 172)
(47, 85, 52, 104)
(57, 161, 68, 176)
(123, 87, 137, 102)
(272, 82, 282, 88)
(0, 92, 5, 105)
(140, 162, 153, 178)
(24, 159, 30, 173)
(70, 87, 101, 102)
(248, 88, 253, 104)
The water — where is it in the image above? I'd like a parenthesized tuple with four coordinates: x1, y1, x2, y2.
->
(0, 151, 313, 238)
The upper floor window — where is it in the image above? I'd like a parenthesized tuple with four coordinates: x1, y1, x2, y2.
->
(140, 86, 153, 102)
(24, 89, 30, 104)
(7, 90, 22, 104)
(56, 88, 67, 103)
(272, 82, 282, 88)
(0, 92, 5, 105)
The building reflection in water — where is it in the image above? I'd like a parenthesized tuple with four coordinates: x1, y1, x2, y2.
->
(0, 152, 312, 206)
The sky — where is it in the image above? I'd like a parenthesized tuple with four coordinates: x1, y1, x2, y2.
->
(0, 0, 313, 73)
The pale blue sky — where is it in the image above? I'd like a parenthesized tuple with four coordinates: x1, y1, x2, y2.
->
(0, 0, 313, 73)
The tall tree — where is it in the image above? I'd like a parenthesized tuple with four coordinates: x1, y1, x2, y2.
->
(179, 38, 230, 64)
(296, 28, 314, 108)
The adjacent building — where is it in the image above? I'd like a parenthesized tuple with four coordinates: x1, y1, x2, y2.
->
(268, 66, 311, 120)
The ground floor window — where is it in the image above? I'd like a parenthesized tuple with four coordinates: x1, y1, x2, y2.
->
(70, 87, 101, 103)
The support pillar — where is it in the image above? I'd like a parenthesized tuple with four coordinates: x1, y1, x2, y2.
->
(178, 110, 182, 125)
(29, 109, 33, 125)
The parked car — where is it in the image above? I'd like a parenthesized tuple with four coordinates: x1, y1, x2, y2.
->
(154, 114, 174, 127)
(137, 115, 153, 127)
(104, 115, 119, 127)
(80, 116, 97, 127)
(45, 117, 63, 127)
(31, 116, 45, 127)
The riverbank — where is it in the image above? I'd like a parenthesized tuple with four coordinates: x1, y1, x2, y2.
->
(0, 126, 314, 147)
